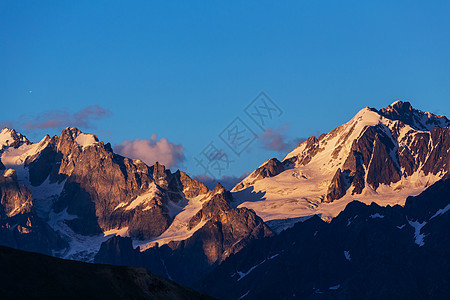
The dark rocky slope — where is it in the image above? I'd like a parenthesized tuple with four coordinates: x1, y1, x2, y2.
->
(0, 245, 212, 300)
(201, 177, 450, 299)
(95, 185, 273, 286)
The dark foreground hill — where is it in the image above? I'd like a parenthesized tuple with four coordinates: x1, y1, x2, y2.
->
(0, 245, 212, 300)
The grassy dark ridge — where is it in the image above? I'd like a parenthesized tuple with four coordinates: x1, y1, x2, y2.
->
(0, 245, 214, 300)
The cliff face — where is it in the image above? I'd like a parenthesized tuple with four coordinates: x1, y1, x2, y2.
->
(232, 102, 450, 226)
(2, 127, 210, 239)
(1, 127, 212, 259)
(0, 169, 66, 255)
(95, 186, 273, 286)
(292, 115, 449, 202)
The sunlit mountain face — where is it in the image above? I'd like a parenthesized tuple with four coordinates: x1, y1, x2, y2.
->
(1, 101, 449, 298)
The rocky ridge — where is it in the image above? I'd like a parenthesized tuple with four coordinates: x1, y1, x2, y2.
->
(0, 127, 211, 259)
(232, 101, 449, 222)
(95, 184, 273, 286)
(202, 176, 450, 299)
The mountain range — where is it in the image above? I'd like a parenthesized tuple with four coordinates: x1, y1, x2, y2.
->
(1, 100, 449, 298)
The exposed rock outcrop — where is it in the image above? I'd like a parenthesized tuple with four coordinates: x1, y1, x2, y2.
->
(14, 127, 210, 239)
(188, 184, 232, 230)
(0, 169, 33, 217)
(94, 235, 142, 267)
(232, 158, 285, 191)
(325, 168, 347, 202)
(378, 100, 450, 130)
(0, 169, 67, 255)
(284, 136, 320, 166)
(96, 186, 273, 286)
(254, 158, 285, 178)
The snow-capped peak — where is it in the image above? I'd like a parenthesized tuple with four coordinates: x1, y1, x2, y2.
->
(390, 100, 403, 107)
(59, 127, 99, 150)
(377, 101, 449, 131)
(0, 128, 30, 151)
(231, 101, 449, 226)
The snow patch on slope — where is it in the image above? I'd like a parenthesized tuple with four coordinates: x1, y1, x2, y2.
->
(344, 250, 351, 261)
(430, 204, 450, 219)
(234, 253, 280, 281)
(370, 213, 384, 219)
(134, 193, 209, 251)
(234, 170, 439, 223)
(30, 177, 66, 218)
(48, 208, 127, 261)
(126, 183, 160, 211)
(407, 219, 427, 246)
(75, 133, 98, 150)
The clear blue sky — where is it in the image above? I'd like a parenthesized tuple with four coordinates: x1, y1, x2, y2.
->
(1, 1, 449, 181)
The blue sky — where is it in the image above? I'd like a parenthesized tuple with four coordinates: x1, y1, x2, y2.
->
(1, 1, 449, 185)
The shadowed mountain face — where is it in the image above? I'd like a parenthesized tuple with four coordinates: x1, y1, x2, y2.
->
(0, 245, 212, 300)
(200, 177, 450, 299)
(95, 185, 273, 286)
(0, 168, 67, 255)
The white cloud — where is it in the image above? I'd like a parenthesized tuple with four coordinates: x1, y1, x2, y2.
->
(115, 134, 184, 169)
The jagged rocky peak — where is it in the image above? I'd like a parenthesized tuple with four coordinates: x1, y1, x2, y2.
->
(255, 158, 285, 178)
(322, 102, 449, 201)
(231, 101, 449, 223)
(0, 168, 33, 217)
(58, 127, 100, 152)
(212, 182, 226, 194)
(377, 100, 450, 131)
(151, 161, 168, 179)
(0, 128, 30, 151)
(22, 127, 212, 242)
(325, 168, 347, 203)
(2, 168, 17, 179)
(188, 184, 232, 230)
(97, 182, 273, 285)
(232, 158, 285, 192)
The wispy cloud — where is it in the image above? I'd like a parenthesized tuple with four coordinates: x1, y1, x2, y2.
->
(259, 123, 306, 152)
(194, 172, 250, 190)
(114, 134, 184, 169)
(72, 105, 111, 128)
(0, 121, 14, 129)
(2, 105, 112, 132)
(23, 110, 70, 130)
